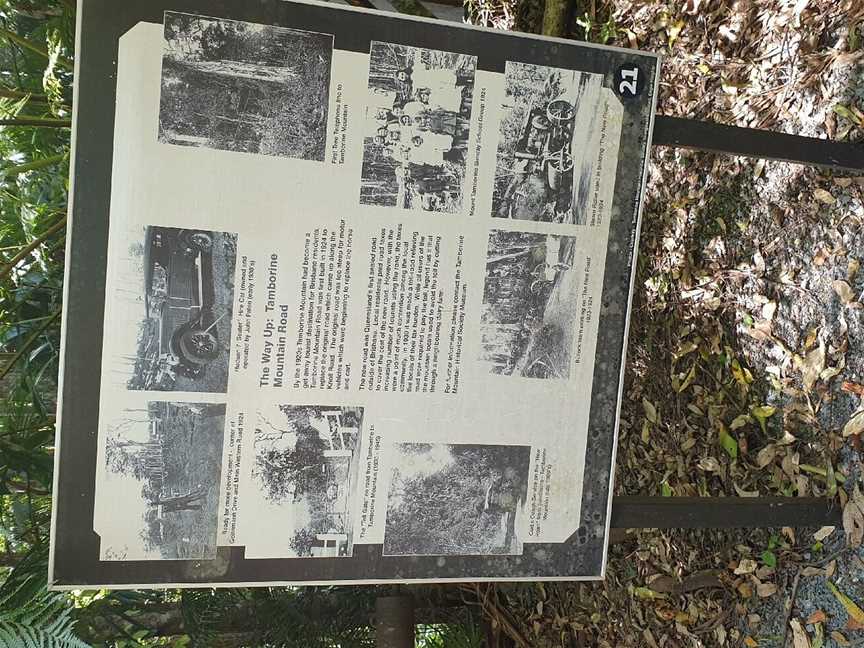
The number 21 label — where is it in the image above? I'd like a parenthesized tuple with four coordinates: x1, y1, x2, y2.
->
(614, 64, 644, 99)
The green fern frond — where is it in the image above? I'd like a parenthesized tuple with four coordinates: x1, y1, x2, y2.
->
(0, 621, 90, 648)
(0, 544, 90, 648)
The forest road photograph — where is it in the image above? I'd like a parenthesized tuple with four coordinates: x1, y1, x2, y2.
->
(99, 402, 226, 561)
(159, 12, 333, 161)
(479, 230, 583, 380)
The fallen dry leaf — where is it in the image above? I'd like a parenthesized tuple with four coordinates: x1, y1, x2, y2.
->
(734, 558, 758, 575)
(801, 566, 825, 577)
(790, 618, 811, 648)
(756, 444, 777, 468)
(843, 492, 864, 547)
(814, 187, 836, 204)
(756, 581, 777, 597)
(796, 342, 825, 391)
(842, 381, 864, 396)
(831, 630, 850, 645)
(849, 258, 860, 282)
(813, 526, 835, 541)
(842, 409, 864, 437)
(833, 280, 855, 304)
(806, 610, 827, 624)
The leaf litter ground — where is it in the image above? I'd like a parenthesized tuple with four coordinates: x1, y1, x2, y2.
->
(457, 0, 864, 645)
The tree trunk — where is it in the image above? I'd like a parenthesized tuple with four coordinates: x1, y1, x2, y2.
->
(541, 0, 571, 37)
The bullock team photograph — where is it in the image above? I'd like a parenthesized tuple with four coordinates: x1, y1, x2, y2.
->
(383, 443, 531, 556)
(99, 402, 226, 561)
(360, 42, 476, 213)
(113, 224, 236, 393)
(159, 12, 333, 160)
(479, 230, 581, 380)
(493, 62, 603, 225)
(251, 404, 364, 558)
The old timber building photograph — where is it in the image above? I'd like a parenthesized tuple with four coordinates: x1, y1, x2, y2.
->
(493, 62, 603, 224)
(383, 443, 531, 556)
(479, 230, 582, 380)
(250, 405, 364, 558)
(112, 225, 236, 393)
(360, 41, 476, 213)
(159, 12, 333, 160)
(98, 402, 226, 561)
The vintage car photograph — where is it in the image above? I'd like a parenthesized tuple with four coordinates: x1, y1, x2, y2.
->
(493, 62, 604, 225)
(111, 225, 237, 393)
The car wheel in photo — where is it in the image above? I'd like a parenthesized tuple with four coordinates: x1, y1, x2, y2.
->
(547, 148, 573, 190)
(179, 229, 214, 253)
(177, 328, 220, 364)
(531, 113, 551, 130)
(546, 99, 575, 123)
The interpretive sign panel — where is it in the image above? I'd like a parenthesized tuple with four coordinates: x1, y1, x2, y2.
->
(49, 0, 659, 587)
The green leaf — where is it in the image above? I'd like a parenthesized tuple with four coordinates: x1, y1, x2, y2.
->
(661, 481, 672, 497)
(827, 581, 864, 624)
(719, 424, 738, 459)
(834, 104, 863, 125)
(760, 550, 777, 568)
(642, 398, 658, 424)
(675, 364, 697, 393)
(751, 405, 777, 434)
(730, 414, 752, 430)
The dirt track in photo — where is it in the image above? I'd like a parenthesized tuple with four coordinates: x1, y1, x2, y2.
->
(493, 62, 603, 225)
(480, 230, 583, 379)
(159, 12, 333, 161)
(383, 443, 531, 556)
(360, 42, 476, 213)
(251, 405, 363, 557)
(117, 226, 236, 393)
(101, 402, 225, 560)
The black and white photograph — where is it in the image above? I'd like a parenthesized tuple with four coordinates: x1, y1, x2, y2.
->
(360, 42, 476, 213)
(480, 230, 581, 379)
(250, 405, 363, 558)
(99, 402, 226, 560)
(493, 62, 604, 224)
(113, 225, 236, 393)
(159, 12, 333, 161)
(383, 443, 531, 556)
